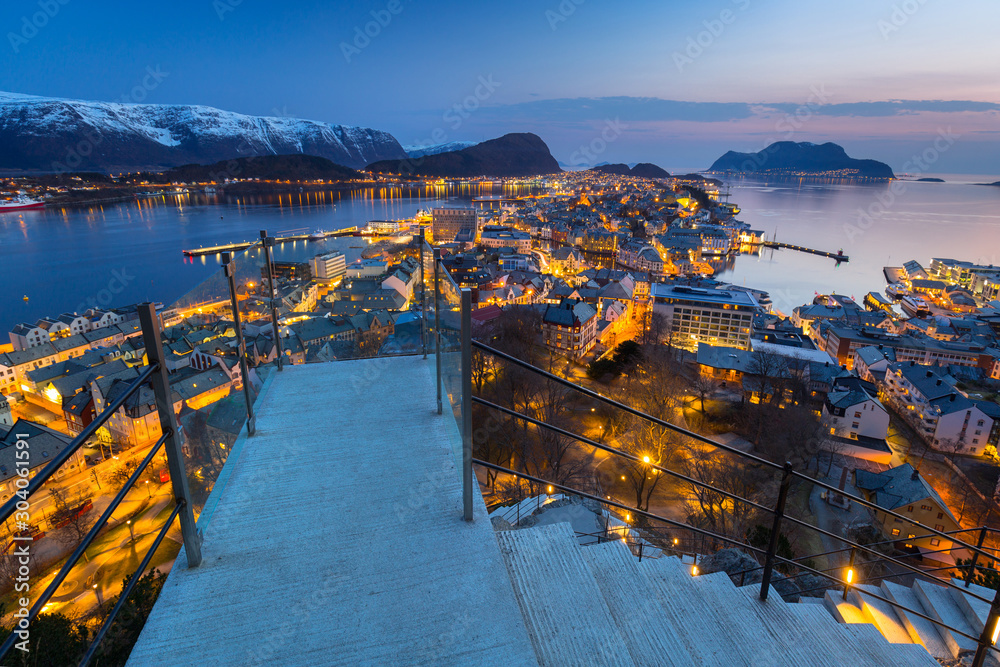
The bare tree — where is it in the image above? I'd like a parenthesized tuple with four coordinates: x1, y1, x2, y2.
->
(615, 422, 683, 512)
(103, 457, 141, 489)
(755, 403, 824, 469)
(48, 485, 95, 561)
(691, 374, 718, 413)
(682, 448, 771, 546)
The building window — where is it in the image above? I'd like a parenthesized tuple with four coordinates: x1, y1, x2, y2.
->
(920, 504, 932, 511)
(907, 534, 915, 540)
(891, 528, 900, 536)
(930, 538, 940, 547)
(907, 505, 913, 512)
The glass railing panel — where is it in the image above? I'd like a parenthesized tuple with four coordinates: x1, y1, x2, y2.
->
(436, 263, 464, 440)
(160, 241, 266, 519)
(0, 403, 180, 654)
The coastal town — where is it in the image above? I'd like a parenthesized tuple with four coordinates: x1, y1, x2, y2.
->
(3, 168, 1000, 646)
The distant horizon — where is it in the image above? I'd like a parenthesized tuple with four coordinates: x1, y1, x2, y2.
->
(3, 88, 1000, 179)
(3, 0, 999, 175)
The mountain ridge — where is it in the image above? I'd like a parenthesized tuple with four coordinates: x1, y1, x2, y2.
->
(589, 163, 670, 178)
(367, 133, 561, 177)
(0, 91, 407, 172)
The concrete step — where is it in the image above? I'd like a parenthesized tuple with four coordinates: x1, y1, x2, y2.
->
(735, 586, 876, 667)
(685, 570, 835, 666)
(496, 522, 633, 667)
(913, 579, 978, 656)
(823, 590, 867, 624)
(638, 557, 752, 666)
(948, 577, 994, 635)
(795, 595, 826, 605)
(881, 580, 954, 660)
(580, 541, 694, 667)
(842, 623, 939, 666)
(849, 583, 913, 644)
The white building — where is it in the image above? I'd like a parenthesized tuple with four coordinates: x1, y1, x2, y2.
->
(9, 323, 50, 350)
(651, 284, 760, 350)
(311, 252, 347, 283)
(878, 362, 998, 455)
(480, 229, 531, 254)
(823, 387, 890, 440)
(345, 259, 388, 279)
(382, 269, 417, 302)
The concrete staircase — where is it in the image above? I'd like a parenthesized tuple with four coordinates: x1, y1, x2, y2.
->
(821, 572, 1000, 664)
(496, 521, 939, 666)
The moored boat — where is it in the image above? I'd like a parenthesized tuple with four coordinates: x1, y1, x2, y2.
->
(885, 283, 909, 300)
(0, 194, 44, 212)
(900, 295, 930, 317)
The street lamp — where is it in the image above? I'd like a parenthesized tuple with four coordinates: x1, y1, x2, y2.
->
(144, 480, 151, 498)
(126, 520, 135, 544)
(93, 584, 103, 606)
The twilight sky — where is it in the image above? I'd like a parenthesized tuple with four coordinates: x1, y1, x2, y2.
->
(2, 0, 999, 173)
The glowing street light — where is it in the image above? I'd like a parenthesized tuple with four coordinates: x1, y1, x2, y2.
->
(126, 519, 135, 544)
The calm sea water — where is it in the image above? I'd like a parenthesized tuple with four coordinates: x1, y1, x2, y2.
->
(2, 176, 999, 332)
(715, 174, 1000, 314)
(0, 188, 465, 332)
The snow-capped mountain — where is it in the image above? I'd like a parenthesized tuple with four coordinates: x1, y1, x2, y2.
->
(0, 92, 407, 172)
(403, 141, 479, 159)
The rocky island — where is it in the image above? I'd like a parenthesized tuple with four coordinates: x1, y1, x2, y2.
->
(708, 141, 894, 180)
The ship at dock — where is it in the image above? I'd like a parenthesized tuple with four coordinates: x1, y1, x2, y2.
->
(0, 193, 45, 212)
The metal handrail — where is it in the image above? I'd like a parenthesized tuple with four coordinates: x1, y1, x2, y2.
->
(79, 500, 185, 667)
(731, 527, 1000, 580)
(471, 340, 1000, 568)
(472, 340, 785, 471)
(0, 362, 158, 526)
(0, 302, 204, 662)
(473, 459, 769, 559)
(0, 431, 167, 659)
(476, 459, 1000, 661)
(474, 397, 776, 515)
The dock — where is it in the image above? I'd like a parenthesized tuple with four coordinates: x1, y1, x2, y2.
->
(182, 227, 360, 257)
(763, 241, 849, 262)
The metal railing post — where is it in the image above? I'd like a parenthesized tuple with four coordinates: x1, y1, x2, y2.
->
(420, 229, 427, 359)
(972, 585, 1000, 667)
(434, 249, 443, 416)
(137, 303, 203, 568)
(967, 527, 988, 588)
(223, 252, 256, 435)
(843, 547, 857, 601)
(260, 230, 283, 371)
(760, 462, 794, 601)
(461, 288, 474, 521)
